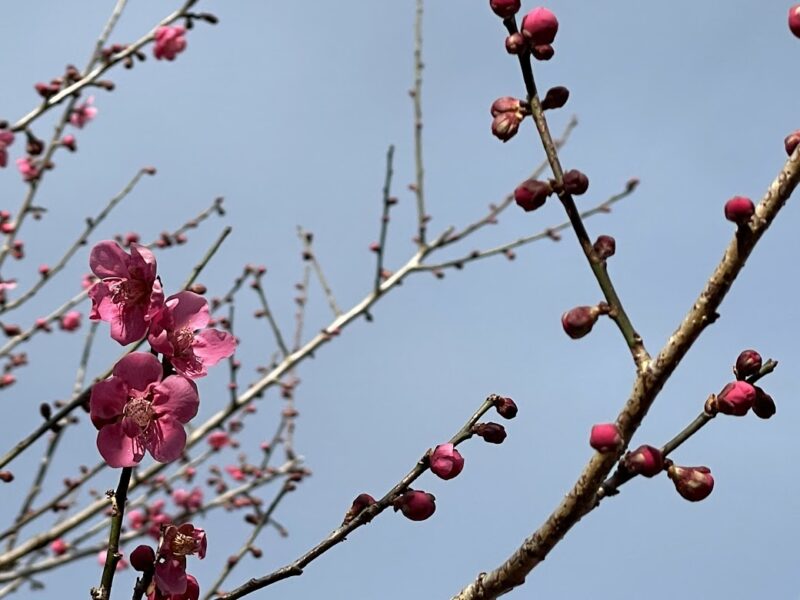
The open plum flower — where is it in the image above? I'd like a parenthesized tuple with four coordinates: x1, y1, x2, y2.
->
(149, 575, 199, 600)
(154, 524, 206, 596)
(88, 240, 164, 345)
(90, 352, 199, 467)
(148, 291, 236, 379)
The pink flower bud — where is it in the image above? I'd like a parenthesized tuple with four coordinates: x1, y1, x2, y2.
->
(429, 443, 465, 480)
(561, 306, 599, 339)
(489, 0, 521, 19)
(589, 423, 621, 453)
(667, 464, 714, 502)
(394, 490, 436, 521)
(514, 179, 552, 212)
(59, 310, 81, 332)
(50, 538, 69, 556)
(724, 196, 755, 224)
(593, 235, 616, 259)
(505, 32, 526, 54)
(623, 445, 664, 477)
(789, 5, 800, 38)
(208, 430, 231, 450)
(0, 374, 16, 388)
(493, 396, 518, 419)
(714, 381, 756, 417)
(61, 135, 77, 152)
(490, 97, 523, 117)
(0, 222, 13, 234)
(343, 493, 376, 524)
(491, 111, 522, 142)
(541, 86, 569, 110)
(752, 386, 776, 420)
(473, 422, 507, 444)
(531, 44, 554, 61)
(784, 130, 800, 156)
(369, 242, 380, 253)
(734, 349, 762, 379)
(129, 544, 155, 571)
(563, 169, 589, 195)
(38, 264, 50, 276)
(154, 26, 188, 61)
(521, 7, 559, 45)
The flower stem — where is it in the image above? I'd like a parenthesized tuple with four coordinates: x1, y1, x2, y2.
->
(91, 466, 133, 600)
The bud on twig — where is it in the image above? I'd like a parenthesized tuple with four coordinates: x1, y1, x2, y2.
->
(473, 422, 507, 444)
(561, 305, 601, 339)
(394, 490, 436, 521)
(623, 445, 664, 477)
(667, 464, 714, 502)
(589, 423, 622, 453)
(734, 349, 762, 379)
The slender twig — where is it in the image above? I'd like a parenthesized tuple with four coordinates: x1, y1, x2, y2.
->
(452, 143, 800, 600)
(9, 0, 200, 133)
(298, 227, 341, 317)
(419, 183, 634, 272)
(1, 168, 154, 314)
(252, 273, 289, 358)
(204, 482, 294, 600)
(90, 467, 132, 600)
(374, 145, 396, 295)
(217, 395, 501, 599)
(411, 0, 427, 248)
(503, 18, 649, 371)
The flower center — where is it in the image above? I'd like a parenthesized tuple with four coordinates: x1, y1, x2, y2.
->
(124, 396, 153, 429)
(173, 326, 195, 354)
(169, 532, 197, 556)
(111, 279, 148, 306)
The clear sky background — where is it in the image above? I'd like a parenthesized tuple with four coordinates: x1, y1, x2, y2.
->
(0, 2, 798, 599)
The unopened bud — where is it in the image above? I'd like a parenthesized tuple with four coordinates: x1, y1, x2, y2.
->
(724, 196, 754, 225)
(531, 44, 554, 60)
(521, 7, 559, 45)
(505, 32, 526, 55)
(667, 464, 714, 502)
(429, 443, 465, 480)
(490, 97, 523, 117)
(473, 422, 507, 444)
(784, 130, 800, 156)
(752, 386, 776, 420)
(394, 490, 436, 521)
(592, 235, 615, 260)
(343, 493, 376, 524)
(541, 86, 569, 110)
(735, 349, 762, 379)
(563, 169, 589, 195)
(712, 381, 756, 417)
(489, 0, 521, 19)
(0, 471, 13, 482)
(491, 112, 522, 142)
(589, 423, 622, 453)
(561, 305, 600, 339)
(493, 396, 518, 419)
(623, 445, 664, 477)
(514, 179, 552, 212)
(130, 545, 155, 571)
(789, 5, 800, 38)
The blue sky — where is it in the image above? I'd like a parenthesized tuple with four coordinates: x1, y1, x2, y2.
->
(0, 2, 798, 599)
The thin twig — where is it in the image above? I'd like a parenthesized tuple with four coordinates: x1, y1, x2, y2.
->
(298, 227, 341, 316)
(90, 467, 132, 600)
(374, 145, 396, 295)
(411, 0, 427, 247)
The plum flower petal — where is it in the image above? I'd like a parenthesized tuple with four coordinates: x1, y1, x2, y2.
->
(88, 241, 164, 345)
(149, 291, 236, 379)
(154, 26, 187, 61)
(90, 352, 199, 467)
(69, 96, 97, 128)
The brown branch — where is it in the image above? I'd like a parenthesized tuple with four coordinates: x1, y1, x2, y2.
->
(452, 144, 800, 600)
(411, 0, 427, 248)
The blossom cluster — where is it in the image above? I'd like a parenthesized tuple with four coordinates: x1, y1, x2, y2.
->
(88, 240, 235, 467)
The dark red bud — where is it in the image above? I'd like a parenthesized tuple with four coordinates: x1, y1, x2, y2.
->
(593, 235, 616, 259)
(514, 179, 552, 212)
(734, 349, 762, 379)
(0, 471, 13, 483)
(541, 86, 569, 110)
(784, 130, 800, 156)
(491, 112, 522, 142)
(561, 306, 599, 339)
(130, 544, 155, 571)
(521, 7, 559, 45)
(493, 396, 518, 419)
(531, 44, 554, 60)
(489, 0, 521, 19)
(623, 445, 664, 478)
(563, 169, 589, 195)
(343, 493, 376, 524)
(473, 422, 507, 444)
(752, 386, 776, 420)
(394, 490, 436, 521)
(714, 381, 756, 417)
(724, 196, 755, 224)
(667, 465, 714, 502)
(789, 5, 800, 38)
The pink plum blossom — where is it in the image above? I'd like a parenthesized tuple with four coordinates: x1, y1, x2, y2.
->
(154, 26, 187, 61)
(0, 278, 16, 304)
(154, 524, 206, 596)
(128, 499, 173, 540)
(90, 352, 199, 468)
(16, 157, 39, 182)
(148, 291, 236, 378)
(0, 130, 14, 168)
(50, 538, 69, 556)
(69, 96, 97, 128)
(207, 430, 231, 450)
(88, 241, 164, 345)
